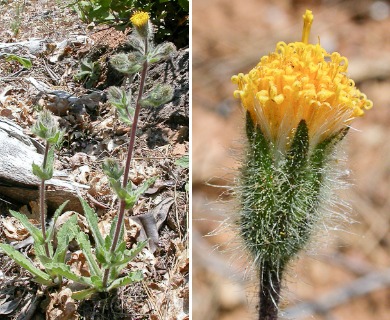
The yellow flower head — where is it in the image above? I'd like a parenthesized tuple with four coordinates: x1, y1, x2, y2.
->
(232, 10, 373, 148)
(130, 11, 149, 28)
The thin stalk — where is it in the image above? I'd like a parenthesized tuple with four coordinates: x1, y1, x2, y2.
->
(102, 41, 149, 288)
(40, 143, 51, 257)
(259, 264, 282, 320)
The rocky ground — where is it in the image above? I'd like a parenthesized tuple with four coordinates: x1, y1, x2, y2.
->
(0, 1, 188, 319)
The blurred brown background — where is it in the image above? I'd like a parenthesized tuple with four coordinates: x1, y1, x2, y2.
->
(192, 0, 390, 319)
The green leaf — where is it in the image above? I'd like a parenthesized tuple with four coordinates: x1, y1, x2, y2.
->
(129, 177, 156, 198)
(95, 246, 108, 265)
(9, 210, 44, 244)
(104, 234, 112, 251)
(32, 163, 51, 180)
(53, 215, 78, 263)
(310, 127, 349, 168)
(108, 217, 125, 253)
(35, 242, 50, 263)
(123, 177, 156, 209)
(108, 178, 128, 200)
(79, 197, 104, 249)
(175, 155, 189, 168)
(47, 129, 65, 146)
(4, 54, 32, 69)
(72, 288, 97, 300)
(109, 216, 119, 240)
(46, 200, 69, 243)
(0, 243, 52, 285)
(76, 232, 102, 277)
(106, 270, 143, 291)
(45, 146, 55, 179)
(90, 275, 103, 290)
(110, 240, 147, 269)
(45, 263, 92, 286)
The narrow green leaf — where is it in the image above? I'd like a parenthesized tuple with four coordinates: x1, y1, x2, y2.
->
(108, 178, 128, 200)
(124, 177, 156, 210)
(45, 263, 92, 286)
(46, 200, 69, 243)
(104, 234, 112, 251)
(32, 163, 50, 180)
(45, 147, 55, 178)
(95, 246, 107, 265)
(9, 210, 44, 244)
(0, 243, 52, 284)
(53, 215, 78, 263)
(5, 54, 32, 69)
(79, 197, 104, 248)
(72, 288, 97, 300)
(106, 270, 143, 291)
(109, 216, 119, 240)
(76, 232, 102, 277)
(90, 275, 103, 290)
(35, 242, 49, 262)
(110, 240, 147, 268)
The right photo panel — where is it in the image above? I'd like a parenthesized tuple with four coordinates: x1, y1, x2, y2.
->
(192, 1, 390, 319)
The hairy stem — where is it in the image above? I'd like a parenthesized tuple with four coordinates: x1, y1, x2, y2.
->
(259, 264, 283, 320)
(102, 41, 149, 288)
(40, 143, 50, 257)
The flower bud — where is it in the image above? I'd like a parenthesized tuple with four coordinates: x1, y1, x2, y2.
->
(102, 158, 124, 181)
(110, 53, 143, 75)
(140, 84, 174, 107)
(31, 109, 63, 146)
(148, 42, 176, 64)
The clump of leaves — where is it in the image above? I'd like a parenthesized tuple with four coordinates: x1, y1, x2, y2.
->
(45, 197, 149, 300)
(70, 0, 188, 48)
(74, 58, 101, 89)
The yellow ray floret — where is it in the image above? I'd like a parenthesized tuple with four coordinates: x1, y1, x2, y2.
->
(232, 10, 373, 148)
(130, 11, 150, 28)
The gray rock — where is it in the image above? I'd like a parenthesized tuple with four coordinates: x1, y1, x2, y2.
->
(0, 117, 88, 212)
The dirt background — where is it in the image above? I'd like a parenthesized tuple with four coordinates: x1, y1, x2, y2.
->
(0, 0, 188, 319)
(193, 0, 390, 319)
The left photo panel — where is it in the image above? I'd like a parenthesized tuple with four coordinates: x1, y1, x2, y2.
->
(0, 1, 189, 319)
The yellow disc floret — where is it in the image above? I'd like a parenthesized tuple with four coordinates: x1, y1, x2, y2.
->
(232, 9, 373, 148)
(130, 11, 150, 28)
